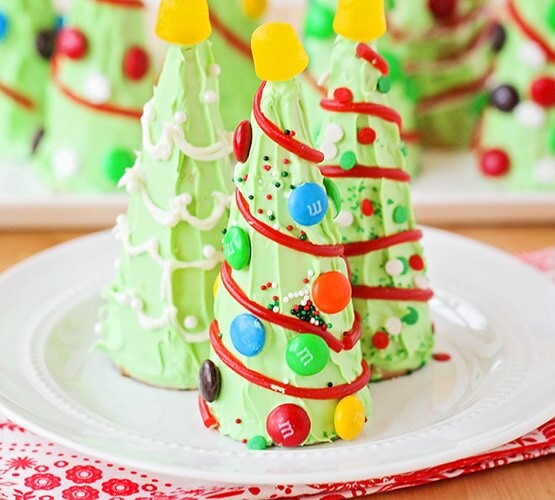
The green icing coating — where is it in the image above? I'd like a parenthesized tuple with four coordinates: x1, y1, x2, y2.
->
(477, 0, 555, 190)
(208, 0, 263, 132)
(208, 78, 371, 446)
(381, 0, 493, 148)
(0, 0, 56, 160)
(316, 37, 434, 381)
(97, 42, 233, 390)
(36, 0, 154, 192)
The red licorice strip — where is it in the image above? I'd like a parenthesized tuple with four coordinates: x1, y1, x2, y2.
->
(236, 191, 344, 258)
(356, 43, 389, 76)
(0, 82, 35, 110)
(417, 69, 492, 111)
(221, 261, 362, 353)
(352, 285, 434, 302)
(209, 9, 251, 60)
(343, 229, 423, 257)
(319, 165, 411, 183)
(508, 0, 555, 62)
(210, 321, 371, 399)
(94, 0, 144, 7)
(320, 98, 402, 129)
(198, 394, 219, 429)
(254, 82, 324, 163)
(401, 131, 421, 143)
(52, 58, 142, 119)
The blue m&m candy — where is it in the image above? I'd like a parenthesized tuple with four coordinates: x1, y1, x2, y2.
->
(288, 182, 328, 226)
(230, 314, 265, 357)
(0, 12, 9, 41)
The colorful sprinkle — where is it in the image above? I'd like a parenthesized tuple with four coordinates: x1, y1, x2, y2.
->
(340, 151, 357, 170)
(357, 127, 377, 145)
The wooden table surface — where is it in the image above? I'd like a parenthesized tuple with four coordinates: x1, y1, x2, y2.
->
(1, 224, 555, 499)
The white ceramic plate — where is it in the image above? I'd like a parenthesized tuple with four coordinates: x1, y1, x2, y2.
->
(3, 152, 555, 228)
(0, 228, 554, 485)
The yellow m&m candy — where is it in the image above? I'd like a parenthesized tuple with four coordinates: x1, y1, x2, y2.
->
(334, 395, 366, 440)
(156, 0, 212, 46)
(251, 22, 309, 82)
(334, 0, 387, 42)
(242, 0, 268, 19)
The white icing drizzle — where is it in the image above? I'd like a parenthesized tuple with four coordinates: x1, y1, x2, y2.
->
(119, 162, 232, 229)
(111, 215, 223, 343)
(140, 100, 232, 162)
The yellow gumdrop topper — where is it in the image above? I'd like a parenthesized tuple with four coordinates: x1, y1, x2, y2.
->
(156, 0, 212, 46)
(251, 22, 309, 82)
(334, 0, 387, 42)
(242, 0, 268, 19)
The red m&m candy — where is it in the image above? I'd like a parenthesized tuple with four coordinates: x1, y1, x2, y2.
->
(266, 404, 311, 447)
(123, 46, 150, 80)
(530, 77, 555, 108)
(57, 28, 87, 59)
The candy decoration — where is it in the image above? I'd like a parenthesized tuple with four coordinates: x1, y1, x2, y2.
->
(57, 28, 88, 59)
(334, 0, 387, 42)
(251, 23, 309, 81)
(199, 395, 219, 429)
(340, 151, 357, 170)
(288, 182, 329, 226)
(409, 254, 425, 271)
(530, 77, 555, 108)
(549, 128, 555, 154)
(304, 2, 335, 39)
(32, 129, 45, 154)
(548, 4, 555, 32)
(230, 314, 266, 356)
(402, 307, 419, 325)
(336, 210, 354, 227)
(84, 72, 111, 104)
(233, 120, 253, 163)
(36, 30, 56, 60)
(324, 123, 344, 143)
(241, 0, 268, 19)
(199, 359, 221, 402)
(490, 85, 519, 112)
(334, 87, 353, 103)
(393, 205, 408, 223)
(247, 435, 268, 450)
(515, 101, 546, 128)
(490, 23, 507, 53)
(323, 177, 342, 217)
(0, 12, 8, 41)
(334, 395, 365, 440)
(223, 226, 251, 270)
(480, 149, 510, 177)
(123, 46, 150, 80)
(156, 0, 211, 45)
(285, 334, 330, 376)
(312, 271, 351, 314)
(103, 148, 135, 183)
(377, 76, 391, 94)
(385, 258, 404, 277)
(266, 404, 311, 447)
(385, 317, 403, 335)
(357, 127, 376, 145)
(361, 198, 374, 216)
(372, 331, 389, 349)
(428, 0, 457, 21)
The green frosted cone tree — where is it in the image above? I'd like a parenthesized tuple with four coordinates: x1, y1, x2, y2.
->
(200, 22, 371, 448)
(97, 0, 233, 390)
(0, 0, 56, 160)
(37, 0, 154, 192)
(316, 3, 434, 381)
(476, 0, 555, 189)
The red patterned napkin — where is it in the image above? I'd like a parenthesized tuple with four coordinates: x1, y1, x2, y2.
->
(1, 248, 554, 500)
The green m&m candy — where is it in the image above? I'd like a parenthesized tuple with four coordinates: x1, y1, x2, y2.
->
(402, 307, 419, 325)
(286, 334, 329, 376)
(223, 226, 251, 270)
(393, 205, 408, 223)
(103, 148, 135, 184)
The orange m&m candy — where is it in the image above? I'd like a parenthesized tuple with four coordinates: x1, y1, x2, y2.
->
(312, 271, 352, 314)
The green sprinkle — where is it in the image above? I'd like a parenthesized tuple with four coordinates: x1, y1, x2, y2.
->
(549, 127, 555, 154)
(281, 171, 289, 177)
(377, 76, 391, 94)
(393, 206, 408, 223)
(400, 142, 408, 157)
(547, 4, 555, 32)
(247, 435, 268, 450)
(340, 151, 357, 170)
(274, 182, 281, 188)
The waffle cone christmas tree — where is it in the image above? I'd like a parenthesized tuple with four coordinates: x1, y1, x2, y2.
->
(37, 0, 154, 192)
(475, 0, 555, 189)
(0, 0, 56, 160)
(97, 0, 233, 390)
(316, 0, 434, 381)
(200, 22, 371, 448)
(383, 0, 494, 149)
(208, 0, 267, 131)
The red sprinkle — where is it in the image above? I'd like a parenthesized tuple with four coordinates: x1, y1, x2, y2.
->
(264, 165, 271, 171)
(235, 418, 242, 424)
(372, 332, 390, 350)
(480, 149, 510, 177)
(409, 254, 425, 271)
(266, 194, 272, 200)
(358, 127, 377, 145)
(361, 199, 374, 217)
(57, 28, 88, 60)
(257, 209, 263, 214)
(286, 225, 293, 231)
(530, 76, 555, 108)
(433, 353, 451, 362)
(123, 46, 150, 81)
(283, 158, 290, 165)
